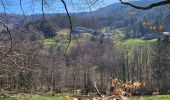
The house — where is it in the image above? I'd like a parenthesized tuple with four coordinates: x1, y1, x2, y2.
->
(72, 27, 94, 34)
(163, 32, 170, 36)
(143, 33, 161, 40)
(72, 27, 101, 36)
(100, 33, 112, 38)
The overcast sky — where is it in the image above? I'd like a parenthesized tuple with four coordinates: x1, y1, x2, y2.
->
(0, 0, 119, 15)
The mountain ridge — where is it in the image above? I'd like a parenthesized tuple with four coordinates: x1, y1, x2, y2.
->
(0, 0, 170, 37)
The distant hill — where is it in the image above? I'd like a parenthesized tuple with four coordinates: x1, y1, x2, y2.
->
(91, 0, 170, 33)
(67, 0, 170, 34)
(0, 13, 24, 31)
(0, 0, 170, 40)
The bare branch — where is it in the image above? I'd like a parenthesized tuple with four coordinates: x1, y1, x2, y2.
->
(86, 0, 95, 30)
(60, 0, 84, 58)
(1, 0, 6, 14)
(41, 0, 47, 20)
(20, 0, 28, 23)
(0, 0, 8, 22)
(60, 0, 72, 55)
(0, 20, 12, 53)
(119, 0, 170, 10)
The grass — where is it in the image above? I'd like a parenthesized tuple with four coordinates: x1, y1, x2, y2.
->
(115, 38, 157, 48)
(43, 36, 70, 49)
(130, 95, 170, 100)
(43, 38, 56, 45)
(112, 29, 125, 40)
(42, 34, 92, 53)
(0, 94, 65, 100)
(0, 96, 64, 100)
(123, 38, 157, 43)
(101, 27, 107, 33)
(114, 38, 156, 60)
(1, 95, 170, 100)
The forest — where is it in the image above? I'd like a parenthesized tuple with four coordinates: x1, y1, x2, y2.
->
(0, 0, 170, 100)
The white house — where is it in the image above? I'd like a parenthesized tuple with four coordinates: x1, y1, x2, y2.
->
(163, 32, 170, 36)
(100, 33, 112, 38)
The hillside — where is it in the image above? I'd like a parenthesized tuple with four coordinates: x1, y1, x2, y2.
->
(0, 0, 170, 98)
(0, 0, 170, 36)
(92, 0, 170, 32)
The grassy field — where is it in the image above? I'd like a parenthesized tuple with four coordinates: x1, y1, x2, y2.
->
(0, 96, 64, 100)
(130, 95, 170, 100)
(0, 94, 65, 100)
(1, 95, 170, 100)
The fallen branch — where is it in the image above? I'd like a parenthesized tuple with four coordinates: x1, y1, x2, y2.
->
(94, 81, 102, 97)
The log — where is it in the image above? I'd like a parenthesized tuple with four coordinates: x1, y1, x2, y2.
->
(93, 81, 102, 97)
